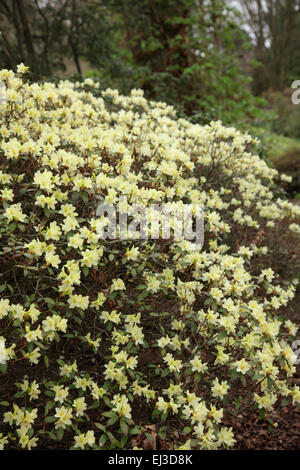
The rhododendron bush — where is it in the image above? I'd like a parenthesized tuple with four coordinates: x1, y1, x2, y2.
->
(0, 67, 299, 450)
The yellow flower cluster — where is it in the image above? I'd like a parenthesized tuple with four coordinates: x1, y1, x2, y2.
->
(0, 66, 299, 450)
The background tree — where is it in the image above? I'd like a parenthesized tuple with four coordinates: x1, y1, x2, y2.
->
(0, 0, 117, 78)
(239, 0, 300, 93)
(0, 0, 267, 123)
(104, 0, 262, 122)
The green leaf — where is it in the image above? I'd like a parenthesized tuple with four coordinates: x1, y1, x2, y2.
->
(71, 192, 80, 201)
(45, 416, 57, 423)
(119, 434, 128, 448)
(218, 330, 227, 340)
(107, 414, 119, 426)
(45, 401, 55, 416)
(0, 283, 6, 293)
(151, 409, 160, 420)
(0, 401, 9, 406)
(106, 431, 116, 444)
(259, 408, 265, 420)
(129, 425, 141, 435)
(183, 426, 192, 435)
(194, 372, 201, 383)
(44, 354, 49, 368)
(144, 432, 155, 442)
(281, 398, 290, 407)
(99, 433, 107, 447)
(9, 222, 17, 232)
(120, 419, 128, 435)
(95, 423, 106, 431)
(82, 266, 89, 277)
(102, 410, 116, 418)
(81, 191, 89, 203)
(137, 291, 147, 302)
(131, 268, 137, 277)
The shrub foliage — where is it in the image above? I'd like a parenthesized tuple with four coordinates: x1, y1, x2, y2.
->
(0, 67, 299, 450)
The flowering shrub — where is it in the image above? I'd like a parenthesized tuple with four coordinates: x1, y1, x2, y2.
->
(0, 66, 299, 450)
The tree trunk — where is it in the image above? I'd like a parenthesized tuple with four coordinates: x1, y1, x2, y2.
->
(15, 0, 39, 74)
